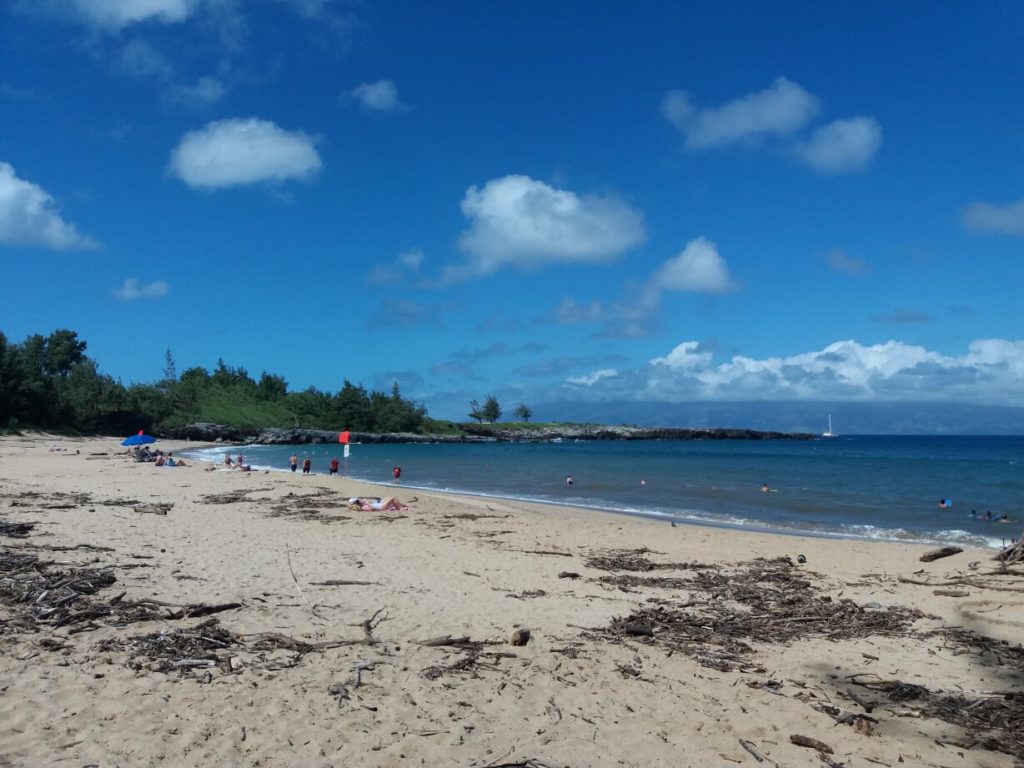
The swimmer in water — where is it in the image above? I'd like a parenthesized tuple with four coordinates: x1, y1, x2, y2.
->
(566, 475, 574, 486)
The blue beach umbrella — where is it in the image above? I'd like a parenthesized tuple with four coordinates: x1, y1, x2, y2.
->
(122, 430, 156, 446)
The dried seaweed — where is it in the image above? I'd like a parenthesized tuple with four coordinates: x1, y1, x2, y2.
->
(594, 557, 923, 672)
(584, 548, 713, 573)
(848, 675, 1024, 759)
(0, 547, 239, 636)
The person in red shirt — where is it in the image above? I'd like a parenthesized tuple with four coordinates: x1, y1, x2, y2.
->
(329, 457, 339, 476)
(393, 466, 401, 481)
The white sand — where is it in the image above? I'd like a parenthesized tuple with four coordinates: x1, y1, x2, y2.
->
(0, 434, 1021, 767)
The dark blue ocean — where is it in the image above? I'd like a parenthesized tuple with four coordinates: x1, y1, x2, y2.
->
(182, 436, 1023, 549)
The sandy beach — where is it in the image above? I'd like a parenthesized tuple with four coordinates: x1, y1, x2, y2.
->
(1, 434, 1021, 768)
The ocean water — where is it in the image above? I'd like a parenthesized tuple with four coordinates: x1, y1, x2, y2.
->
(182, 436, 1023, 549)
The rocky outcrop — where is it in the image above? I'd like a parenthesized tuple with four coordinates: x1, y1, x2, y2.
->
(162, 422, 812, 444)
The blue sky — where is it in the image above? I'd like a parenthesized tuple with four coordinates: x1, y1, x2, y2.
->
(1, 0, 1022, 423)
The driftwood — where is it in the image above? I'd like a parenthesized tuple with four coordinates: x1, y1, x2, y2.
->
(594, 557, 922, 673)
(134, 503, 173, 516)
(310, 579, 380, 586)
(932, 589, 970, 597)
(919, 546, 963, 562)
(790, 734, 833, 753)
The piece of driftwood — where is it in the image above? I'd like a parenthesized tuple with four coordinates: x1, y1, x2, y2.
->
(846, 687, 874, 713)
(790, 734, 832, 753)
(558, 571, 581, 579)
(919, 546, 963, 562)
(310, 579, 379, 586)
(134, 503, 173, 516)
(419, 635, 473, 647)
(933, 589, 970, 597)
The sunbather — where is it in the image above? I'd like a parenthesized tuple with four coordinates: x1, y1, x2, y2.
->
(351, 496, 406, 511)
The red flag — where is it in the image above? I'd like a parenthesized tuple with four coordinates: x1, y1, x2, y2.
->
(138, 429, 144, 435)
(339, 430, 350, 444)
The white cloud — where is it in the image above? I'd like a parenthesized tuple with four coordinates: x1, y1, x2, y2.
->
(797, 116, 881, 173)
(168, 118, 321, 189)
(565, 369, 619, 387)
(661, 77, 819, 149)
(650, 341, 713, 371)
(450, 175, 646, 281)
(350, 79, 409, 112)
(962, 199, 1024, 237)
(168, 75, 226, 108)
(0, 162, 98, 250)
(70, 0, 199, 30)
(113, 278, 168, 301)
(563, 338, 1024, 406)
(649, 236, 735, 295)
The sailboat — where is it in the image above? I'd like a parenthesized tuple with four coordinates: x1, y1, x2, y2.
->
(822, 413, 837, 438)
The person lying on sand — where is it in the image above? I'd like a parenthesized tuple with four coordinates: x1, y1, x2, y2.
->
(349, 496, 406, 511)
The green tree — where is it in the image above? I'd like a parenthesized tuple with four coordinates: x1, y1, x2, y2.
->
(258, 372, 288, 400)
(514, 404, 533, 422)
(44, 329, 87, 378)
(481, 395, 502, 423)
(468, 399, 484, 423)
(162, 349, 177, 383)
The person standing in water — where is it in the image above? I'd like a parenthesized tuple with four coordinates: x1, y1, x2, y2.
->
(289, 454, 298, 472)
(302, 456, 311, 474)
(329, 457, 339, 476)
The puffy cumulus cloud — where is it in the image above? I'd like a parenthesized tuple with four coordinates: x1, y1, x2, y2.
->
(113, 277, 168, 301)
(796, 117, 882, 174)
(168, 118, 321, 189)
(350, 79, 410, 112)
(68, 0, 199, 30)
(564, 338, 1024, 406)
(0, 162, 98, 250)
(648, 236, 735, 296)
(661, 77, 819, 150)
(962, 199, 1024, 237)
(649, 341, 713, 371)
(825, 247, 868, 275)
(450, 175, 646, 281)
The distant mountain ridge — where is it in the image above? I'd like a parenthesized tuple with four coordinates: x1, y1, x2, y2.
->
(527, 401, 1024, 436)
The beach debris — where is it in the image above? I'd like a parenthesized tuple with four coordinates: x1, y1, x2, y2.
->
(557, 571, 581, 579)
(738, 738, 777, 765)
(797, 554, 807, 564)
(593, 557, 924, 673)
(790, 734, 833, 753)
(0, 546, 240, 636)
(97, 617, 376, 676)
(919, 546, 963, 562)
(511, 628, 531, 646)
(133, 502, 173, 516)
(0, 517, 35, 538)
(585, 548, 712, 572)
(996, 535, 1024, 566)
(847, 674, 1024, 759)
(932, 589, 970, 597)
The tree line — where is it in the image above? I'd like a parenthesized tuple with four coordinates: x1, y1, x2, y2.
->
(0, 328, 432, 434)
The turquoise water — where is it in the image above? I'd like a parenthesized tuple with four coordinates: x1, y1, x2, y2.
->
(182, 436, 1024, 548)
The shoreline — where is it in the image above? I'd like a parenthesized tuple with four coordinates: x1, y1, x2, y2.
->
(2, 433, 1022, 767)
(181, 442, 1012, 551)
